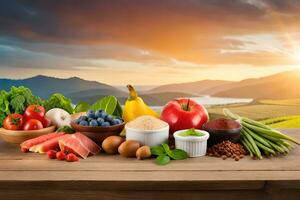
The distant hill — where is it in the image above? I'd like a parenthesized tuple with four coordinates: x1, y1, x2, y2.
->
(0, 75, 196, 105)
(147, 80, 234, 95)
(214, 70, 300, 99)
(0, 75, 123, 100)
(149, 70, 300, 99)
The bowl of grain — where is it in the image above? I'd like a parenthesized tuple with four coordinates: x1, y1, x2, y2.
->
(125, 115, 169, 146)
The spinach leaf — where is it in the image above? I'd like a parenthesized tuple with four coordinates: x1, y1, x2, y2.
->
(156, 155, 170, 165)
(112, 100, 123, 118)
(90, 95, 117, 115)
(74, 101, 90, 113)
(56, 126, 75, 133)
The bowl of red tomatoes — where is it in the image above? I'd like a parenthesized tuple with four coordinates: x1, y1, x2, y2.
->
(0, 105, 56, 144)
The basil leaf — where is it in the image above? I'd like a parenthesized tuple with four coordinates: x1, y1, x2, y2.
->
(156, 155, 170, 165)
(75, 101, 90, 113)
(151, 146, 166, 156)
(56, 126, 75, 134)
(90, 95, 117, 115)
(169, 149, 188, 160)
(162, 143, 188, 160)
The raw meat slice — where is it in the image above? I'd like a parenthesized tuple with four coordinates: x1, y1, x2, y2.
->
(20, 132, 64, 151)
(30, 134, 68, 153)
(72, 132, 100, 155)
(59, 136, 90, 159)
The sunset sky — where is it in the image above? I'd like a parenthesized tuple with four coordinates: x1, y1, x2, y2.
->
(0, 0, 300, 85)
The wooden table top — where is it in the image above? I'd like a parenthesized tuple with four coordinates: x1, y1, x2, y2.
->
(0, 129, 299, 183)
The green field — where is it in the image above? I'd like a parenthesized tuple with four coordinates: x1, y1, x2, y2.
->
(208, 99, 300, 128)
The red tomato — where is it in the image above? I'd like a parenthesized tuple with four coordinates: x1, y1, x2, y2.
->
(160, 98, 209, 134)
(47, 150, 57, 159)
(40, 117, 51, 128)
(66, 153, 79, 162)
(56, 151, 66, 160)
(24, 105, 45, 122)
(23, 119, 43, 131)
(3, 114, 24, 130)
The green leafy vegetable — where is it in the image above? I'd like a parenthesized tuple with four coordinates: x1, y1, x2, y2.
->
(168, 149, 188, 160)
(150, 145, 166, 156)
(56, 126, 75, 133)
(90, 95, 122, 118)
(156, 155, 170, 165)
(74, 101, 90, 113)
(0, 86, 43, 127)
(44, 93, 74, 114)
(151, 143, 188, 165)
(90, 95, 117, 114)
(113, 100, 123, 118)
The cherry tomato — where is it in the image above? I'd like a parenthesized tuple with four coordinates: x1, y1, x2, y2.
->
(3, 114, 24, 130)
(23, 119, 43, 130)
(66, 153, 79, 162)
(56, 151, 66, 160)
(47, 150, 57, 159)
(24, 105, 45, 122)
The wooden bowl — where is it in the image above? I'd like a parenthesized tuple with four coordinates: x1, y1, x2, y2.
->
(70, 122, 125, 144)
(0, 126, 56, 144)
(203, 121, 241, 147)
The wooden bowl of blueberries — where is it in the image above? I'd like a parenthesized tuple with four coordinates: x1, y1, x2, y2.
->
(71, 110, 125, 144)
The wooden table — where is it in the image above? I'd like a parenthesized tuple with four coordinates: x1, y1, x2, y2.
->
(0, 129, 299, 200)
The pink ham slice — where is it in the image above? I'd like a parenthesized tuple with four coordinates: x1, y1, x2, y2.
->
(59, 133, 100, 159)
(30, 134, 68, 153)
(20, 132, 64, 151)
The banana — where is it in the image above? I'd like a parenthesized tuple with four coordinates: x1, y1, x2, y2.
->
(123, 85, 159, 122)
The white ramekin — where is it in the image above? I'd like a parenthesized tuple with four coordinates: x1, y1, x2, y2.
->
(125, 124, 169, 146)
(174, 129, 210, 157)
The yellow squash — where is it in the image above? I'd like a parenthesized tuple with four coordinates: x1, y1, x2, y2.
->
(123, 85, 159, 122)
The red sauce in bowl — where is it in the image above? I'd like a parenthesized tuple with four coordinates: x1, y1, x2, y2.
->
(203, 118, 240, 130)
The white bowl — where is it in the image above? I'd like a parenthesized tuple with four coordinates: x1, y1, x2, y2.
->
(125, 124, 169, 146)
(174, 129, 210, 157)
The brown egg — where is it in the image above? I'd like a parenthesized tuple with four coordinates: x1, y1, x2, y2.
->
(136, 146, 151, 160)
(118, 140, 140, 157)
(102, 136, 125, 154)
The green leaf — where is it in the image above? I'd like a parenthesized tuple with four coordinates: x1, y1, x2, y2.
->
(162, 143, 188, 160)
(10, 95, 25, 113)
(45, 93, 74, 114)
(56, 126, 75, 133)
(150, 146, 166, 156)
(90, 96, 117, 115)
(169, 149, 188, 160)
(156, 155, 170, 165)
(74, 101, 90, 113)
(112, 100, 123, 118)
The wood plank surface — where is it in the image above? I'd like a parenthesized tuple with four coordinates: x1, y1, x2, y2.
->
(0, 129, 299, 200)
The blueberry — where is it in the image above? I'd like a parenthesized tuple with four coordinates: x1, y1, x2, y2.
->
(111, 119, 121, 125)
(87, 110, 95, 119)
(74, 118, 81, 124)
(79, 120, 88, 126)
(101, 121, 110, 127)
(97, 117, 104, 124)
(99, 111, 107, 118)
(89, 119, 98, 127)
(88, 117, 94, 122)
(95, 110, 103, 118)
(79, 116, 88, 121)
(105, 115, 114, 122)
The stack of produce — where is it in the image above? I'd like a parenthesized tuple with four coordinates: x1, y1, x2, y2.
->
(224, 109, 300, 159)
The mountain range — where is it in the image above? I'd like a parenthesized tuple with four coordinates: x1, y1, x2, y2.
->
(1, 70, 300, 105)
